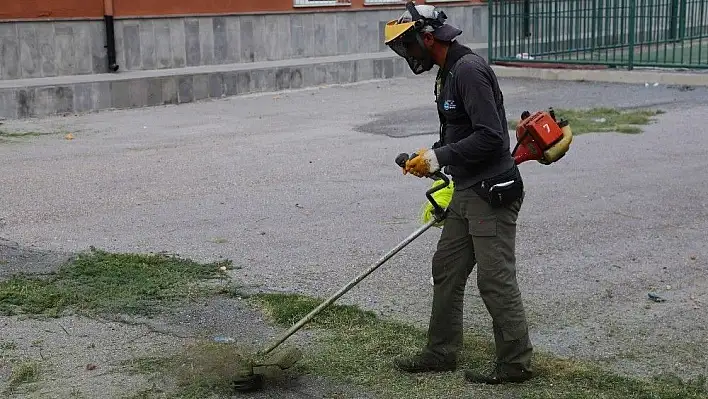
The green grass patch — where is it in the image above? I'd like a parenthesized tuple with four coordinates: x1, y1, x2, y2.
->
(119, 292, 707, 398)
(0, 341, 17, 351)
(122, 356, 176, 376)
(0, 130, 50, 138)
(0, 129, 60, 144)
(0, 247, 231, 317)
(509, 107, 664, 135)
(247, 293, 708, 399)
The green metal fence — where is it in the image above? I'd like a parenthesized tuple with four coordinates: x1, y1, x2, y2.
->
(488, 0, 708, 69)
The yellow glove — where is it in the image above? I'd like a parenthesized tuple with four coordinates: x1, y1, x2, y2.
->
(403, 148, 440, 177)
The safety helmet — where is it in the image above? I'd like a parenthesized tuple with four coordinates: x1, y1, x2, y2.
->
(384, 2, 463, 74)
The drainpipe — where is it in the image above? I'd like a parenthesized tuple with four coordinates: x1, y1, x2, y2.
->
(104, 0, 119, 72)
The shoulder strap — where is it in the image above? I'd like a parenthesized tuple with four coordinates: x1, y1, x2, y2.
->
(434, 48, 476, 146)
(444, 54, 485, 125)
(434, 69, 445, 147)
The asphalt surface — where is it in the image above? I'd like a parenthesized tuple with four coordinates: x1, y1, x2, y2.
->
(0, 237, 71, 279)
(1, 75, 708, 386)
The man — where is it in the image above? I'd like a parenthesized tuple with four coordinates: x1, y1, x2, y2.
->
(383, 2, 534, 384)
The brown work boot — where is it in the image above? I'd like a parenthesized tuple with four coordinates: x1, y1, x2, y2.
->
(464, 363, 534, 385)
(393, 351, 457, 373)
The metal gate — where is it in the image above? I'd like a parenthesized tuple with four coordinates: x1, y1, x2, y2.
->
(488, 0, 708, 69)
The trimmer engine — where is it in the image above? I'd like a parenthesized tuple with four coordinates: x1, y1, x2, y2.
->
(512, 108, 573, 165)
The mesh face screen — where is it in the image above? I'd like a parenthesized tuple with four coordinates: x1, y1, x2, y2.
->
(387, 30, 428, 75)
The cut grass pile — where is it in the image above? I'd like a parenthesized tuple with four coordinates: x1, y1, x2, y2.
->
(126, 292, 707, 398)
(0, 129, 60, 143)
(508, 107, 664, 134)
(0, 130, 48, 138)
(0, 248, 231, 317)
(248, 293, 707, 399)
(4, 361, 41, 395)
(123, 342, 260, 399)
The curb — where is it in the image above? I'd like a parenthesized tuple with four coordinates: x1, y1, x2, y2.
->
(491, 65, 708, 86)
(0, 42, 489, 120)
(0, 57, 413, 120)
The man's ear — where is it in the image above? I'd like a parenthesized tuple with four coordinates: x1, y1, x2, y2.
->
(422, 32, 435, 48)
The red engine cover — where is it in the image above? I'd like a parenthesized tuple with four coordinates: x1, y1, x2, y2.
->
(517, 111, 564, 150)
(513, 111, 564, 165)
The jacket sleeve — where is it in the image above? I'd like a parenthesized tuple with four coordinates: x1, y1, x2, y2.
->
(433, 62, 506, 167)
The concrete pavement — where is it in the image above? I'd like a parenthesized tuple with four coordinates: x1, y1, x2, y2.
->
(1, 75, 707, 384)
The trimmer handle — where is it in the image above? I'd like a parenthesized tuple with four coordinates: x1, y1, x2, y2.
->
(395, 152, 450, 221)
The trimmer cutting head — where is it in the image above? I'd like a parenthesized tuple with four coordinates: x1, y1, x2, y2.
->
(232, 373, 264, 392)
(232, 346, 303, 393)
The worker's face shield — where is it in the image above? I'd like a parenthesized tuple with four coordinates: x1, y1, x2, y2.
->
(386, 27, 435, 75)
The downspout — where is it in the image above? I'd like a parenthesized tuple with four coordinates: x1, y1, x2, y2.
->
(104, 0, 119, 72)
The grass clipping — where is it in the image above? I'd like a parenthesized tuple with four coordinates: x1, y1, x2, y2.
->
(0, 129, 64, 144)
(5, 361, 41, 394)
(508, 107, 664, 134)
(124, 342, 261, 399)
(0, 247, 231, 317)
(246, 293, 707, 399)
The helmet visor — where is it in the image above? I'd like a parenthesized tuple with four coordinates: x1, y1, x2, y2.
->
(387, 30, 430, 75)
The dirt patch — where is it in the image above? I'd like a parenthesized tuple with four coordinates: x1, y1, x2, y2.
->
(0, 314, 185, 398)
(0, 243, 373, 398)
(0, 303, 369, 399)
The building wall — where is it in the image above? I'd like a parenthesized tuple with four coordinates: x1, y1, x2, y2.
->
(0, 4, 489, 80)
(0, 1, 483, 20)
(0, 21, 106, 79)
(0, 0, 488, 118)
(0, 0, 103, 20)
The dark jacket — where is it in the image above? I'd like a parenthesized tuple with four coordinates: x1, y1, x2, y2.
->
(432, 41, 515, 190)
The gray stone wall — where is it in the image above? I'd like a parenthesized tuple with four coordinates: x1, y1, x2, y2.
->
(0, 5, 488, 80)
(0, 56, 415, 119)
(0, 20, 107, 80)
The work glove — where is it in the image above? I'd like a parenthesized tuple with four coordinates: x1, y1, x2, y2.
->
(404, 148, 440, 178)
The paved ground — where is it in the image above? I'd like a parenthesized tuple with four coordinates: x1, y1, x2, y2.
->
(1, 75, 708, 396)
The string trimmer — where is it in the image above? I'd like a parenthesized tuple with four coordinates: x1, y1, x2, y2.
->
(233, 108, 572, 392)
(232, 153, 451, 392)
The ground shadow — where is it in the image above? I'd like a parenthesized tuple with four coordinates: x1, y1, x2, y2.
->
(354, 106, 439, 138)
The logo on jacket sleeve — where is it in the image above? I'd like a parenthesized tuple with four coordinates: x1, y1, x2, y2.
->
(443, 100, 457, 111)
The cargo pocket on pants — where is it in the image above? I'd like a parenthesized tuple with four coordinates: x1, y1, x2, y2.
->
(469, 215, 497, 237)
(469, 215, 500, 268)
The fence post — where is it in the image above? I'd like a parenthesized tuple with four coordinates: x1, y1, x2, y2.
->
(678, 0, 687, 39)
(523, 0, 531, 38)
(487, 0, 494, 63)
(669, 0, 679, 40)
(591, 0, 598, 50)
(628, 0, 636, 69)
